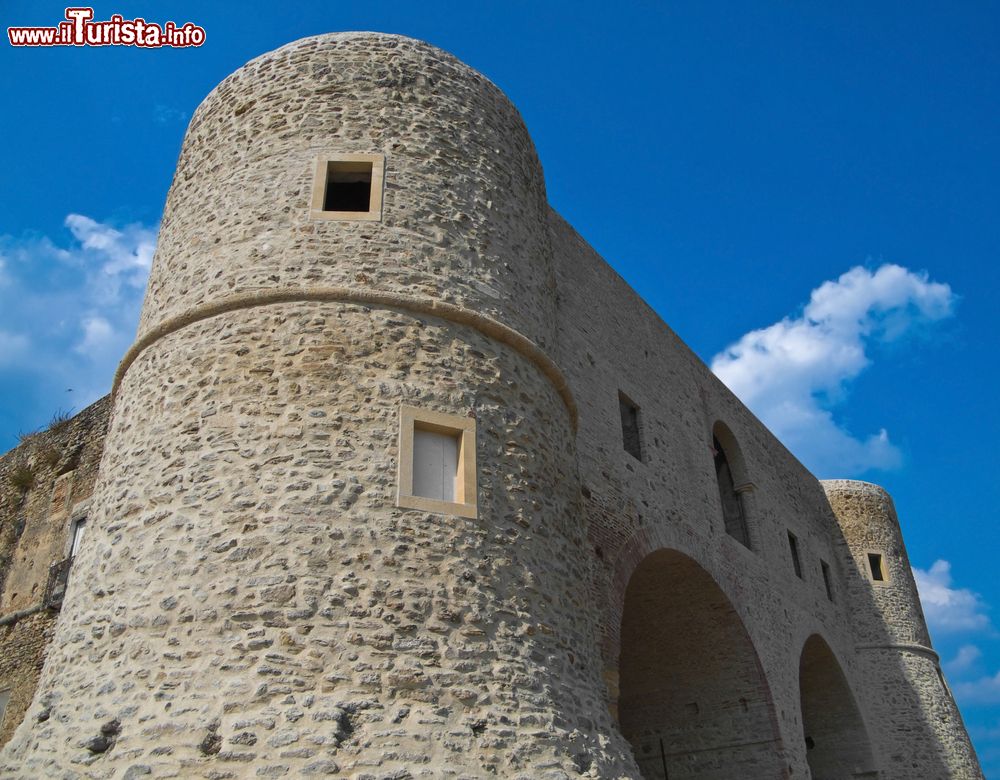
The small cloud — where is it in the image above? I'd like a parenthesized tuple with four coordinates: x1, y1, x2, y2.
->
(75, 316, 115, 356)
(153, 104, 187, 124)
(711, 264, 956, 476)
(946, 645, 983, 676)
(0, 214, 156, 413)
(913, 560, 991, 635)
(0, 330, 30, 365)
(954, 671, 1000, 706)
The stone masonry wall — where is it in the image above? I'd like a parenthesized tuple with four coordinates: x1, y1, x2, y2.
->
(0, 396, 111, 748)
(824, 480, 981, 778)
(549, 210, 981, 778)
(4, 305, 637, 778)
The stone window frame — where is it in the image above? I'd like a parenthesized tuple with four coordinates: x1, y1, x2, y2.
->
(310, 152, 385, 221)
(864, 549, 890, 586)
(396, 405, 477, 520)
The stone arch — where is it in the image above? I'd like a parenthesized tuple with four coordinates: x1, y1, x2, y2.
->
(711, 421, 752, 547)
(798, 634, 877, 779)
(616, 548, 786, 779)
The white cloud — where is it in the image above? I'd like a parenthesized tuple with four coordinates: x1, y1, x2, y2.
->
(0, 330, 30, 365)
(0, 214, 156, 418)
(711, 264, 956, 476)
(913, 560, 991, 636)
(946, 645, 984, 676)
(954, 671, 1000, 706)
(75, 315, 115, 356)
(153, 104, 188, 124)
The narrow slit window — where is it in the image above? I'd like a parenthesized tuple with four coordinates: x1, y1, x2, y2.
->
(820, 559, 834, 601)
(788, 532, 803, 579)
(619, 392, 642, 461)
(311, 154, 384, 221)
(0, 689, 9, 729)
(70, 518, 86, 558)
(868, 552, 885, 582)
(397, 405, 477, 519)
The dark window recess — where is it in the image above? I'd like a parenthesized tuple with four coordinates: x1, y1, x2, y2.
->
(323, 162, 373, 212)
(619, 393, 642, 461)
(821, 560, 834, 601)
(868, 552, 885, 582)
(714, 437, 750, 548)
(788, 532, 803, 579)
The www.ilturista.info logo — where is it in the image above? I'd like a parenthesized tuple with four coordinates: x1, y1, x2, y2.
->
(8, 7, 205, 48)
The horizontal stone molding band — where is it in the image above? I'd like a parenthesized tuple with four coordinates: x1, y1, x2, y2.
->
(113, 287, 579, 428)
(855, 642, 940, 663)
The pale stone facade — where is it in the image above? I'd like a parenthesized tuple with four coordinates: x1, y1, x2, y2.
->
(0, 32, 982, 778)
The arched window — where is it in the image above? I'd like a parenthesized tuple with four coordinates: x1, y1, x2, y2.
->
(713, 424, 751, 549)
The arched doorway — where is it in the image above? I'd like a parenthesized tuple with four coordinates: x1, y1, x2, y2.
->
(798, 634, 877, 779)
(618, 549, 785, 779)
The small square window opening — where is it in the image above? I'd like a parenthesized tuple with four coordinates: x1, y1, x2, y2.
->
(398, 405, 477, 519)
(324, 162, 372, 212)
(311, 154, 384, 221)
(868, 552, 886, 582)
(412, 427, 460, 503)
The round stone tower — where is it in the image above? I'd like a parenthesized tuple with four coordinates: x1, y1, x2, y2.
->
(823, 480, 982, 779)
(2, 33, 635, 778)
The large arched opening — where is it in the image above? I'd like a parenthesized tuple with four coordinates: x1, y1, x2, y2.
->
(798, 634, 877, 779)
(617, 549, 785, 779)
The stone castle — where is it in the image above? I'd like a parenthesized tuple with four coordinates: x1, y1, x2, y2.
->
(0, 32, 983, 779)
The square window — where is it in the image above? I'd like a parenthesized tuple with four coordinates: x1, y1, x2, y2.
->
(868, 552, 886, 582)
(310, 153, 384, 221)
(397, 405, 477, 519)
(412, 428, 459, 503)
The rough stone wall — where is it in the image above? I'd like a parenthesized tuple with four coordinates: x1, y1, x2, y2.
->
(0, 611, 57, 748)
(0, 396, 111, 748)
(4, 306, 636, 779)
(138, 32, 556, 352)
(824, 481, 981, 778)
(549, 210, 981, 778)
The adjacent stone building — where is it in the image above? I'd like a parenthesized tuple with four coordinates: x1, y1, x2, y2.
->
(0, 32, 982, 779)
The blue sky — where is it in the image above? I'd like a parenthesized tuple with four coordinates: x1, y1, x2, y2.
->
(1, 1, 998, 772)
